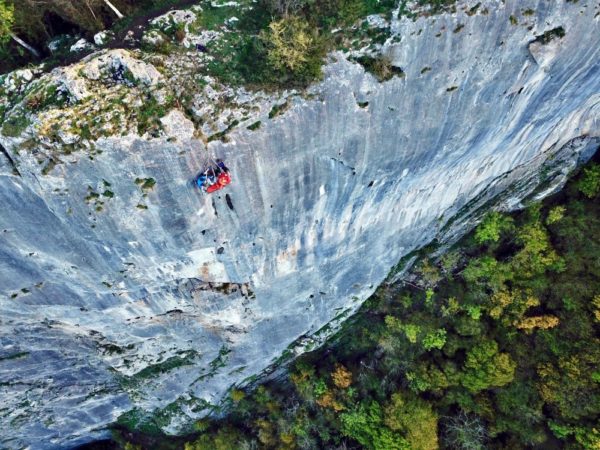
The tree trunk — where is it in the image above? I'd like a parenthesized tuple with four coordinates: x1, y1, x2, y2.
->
(102, 0, 125, 19)
(10, 33, 41, 58)
(85, 0, 99, 22)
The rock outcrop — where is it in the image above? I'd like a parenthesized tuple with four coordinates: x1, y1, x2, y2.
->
(1, 1, 599, 448)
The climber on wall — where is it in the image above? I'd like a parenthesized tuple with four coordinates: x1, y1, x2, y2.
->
(195, 159, 231, 193)
(206, 169, 231, 193)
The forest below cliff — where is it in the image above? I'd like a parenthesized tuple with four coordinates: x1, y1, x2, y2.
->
(106, 154, 600, 449)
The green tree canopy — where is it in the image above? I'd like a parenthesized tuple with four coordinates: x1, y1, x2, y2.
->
(341, 401, 409, 450)
(577, 163, 600, 198)
(0, 0, 14, 43)
(474, 211, 513, 244)
(384, 392, 439, 450)
(461, 340, 516, 393)
(260, 15, 324, 83)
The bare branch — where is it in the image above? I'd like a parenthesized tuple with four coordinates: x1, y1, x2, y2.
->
(10, 32, 40, 58)
(102, 0, 124, 19)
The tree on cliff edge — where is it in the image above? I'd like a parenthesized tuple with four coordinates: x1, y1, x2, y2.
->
(0, 0, 14, 44)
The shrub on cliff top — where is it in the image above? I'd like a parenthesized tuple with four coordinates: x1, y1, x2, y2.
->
(260, 16, 325, 84)
(0, 0, 14, 44)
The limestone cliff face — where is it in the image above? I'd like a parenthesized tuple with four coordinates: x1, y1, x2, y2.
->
(1, 0, 599, 448)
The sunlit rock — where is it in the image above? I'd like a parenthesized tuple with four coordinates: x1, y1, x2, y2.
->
(1, 0, 599, 448)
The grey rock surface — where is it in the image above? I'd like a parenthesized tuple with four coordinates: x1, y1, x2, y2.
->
(1, 1, 600, 448)
(160, 110, 196, 140)
(80, 49, 163, 85)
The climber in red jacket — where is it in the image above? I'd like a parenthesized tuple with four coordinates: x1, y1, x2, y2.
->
(195, 159, 231, 193)
(206, 171, 231, 193)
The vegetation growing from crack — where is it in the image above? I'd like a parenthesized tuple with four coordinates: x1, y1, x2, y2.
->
(1, 110, 29, 137)
(533, 27, 566, 45)
(352, 55, 403, 82)
(135, 177, 156, 190)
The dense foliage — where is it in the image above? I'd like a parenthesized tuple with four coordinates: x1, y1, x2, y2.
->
(1, 0, 459, 85)
(0, 0, 185, 72)
(113, 155, 600, 450)
(200, 0, 399, 88)
(0, 0, 14, 44)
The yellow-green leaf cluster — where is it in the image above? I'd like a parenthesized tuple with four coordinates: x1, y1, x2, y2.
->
(384, 393, 439, 450)
(262, 17, 313, 72)
(0, 0, 14, 43)
(260, 16, 324, 81)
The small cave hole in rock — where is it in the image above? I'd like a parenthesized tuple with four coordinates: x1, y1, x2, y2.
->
(225, 194, 234, 211)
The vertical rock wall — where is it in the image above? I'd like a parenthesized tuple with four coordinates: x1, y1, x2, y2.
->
(1, 0, 599, 447)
